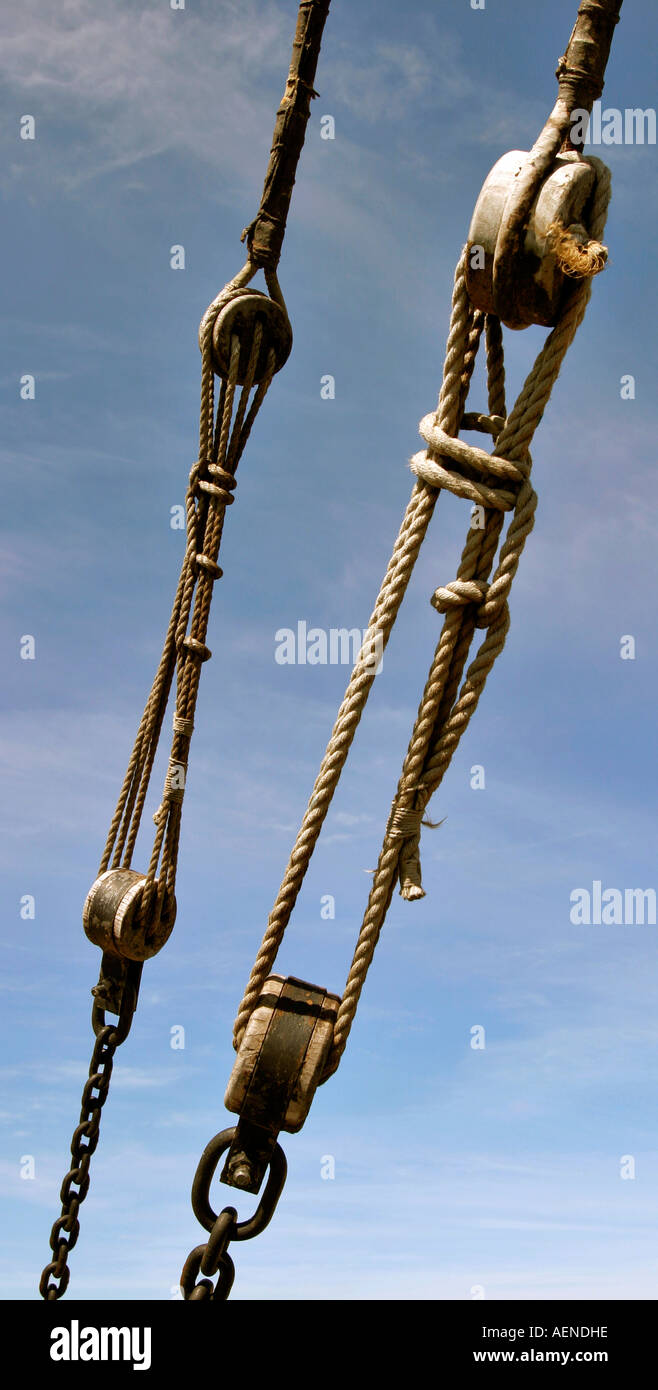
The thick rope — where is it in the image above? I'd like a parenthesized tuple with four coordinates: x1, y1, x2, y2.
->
(233, 158, 611, 1073)
(320, 156, 611, 1076)
(231, 253, 481, 1047)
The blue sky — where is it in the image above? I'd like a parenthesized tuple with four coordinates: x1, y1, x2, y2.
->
(1, 0, 657, 1301)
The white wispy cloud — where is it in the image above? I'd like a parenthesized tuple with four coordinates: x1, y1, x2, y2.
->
(0, 0, 290, 188)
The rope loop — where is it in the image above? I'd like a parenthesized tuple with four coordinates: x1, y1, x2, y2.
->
(410, 416, 528, 514)
(198, 479, 235, 506)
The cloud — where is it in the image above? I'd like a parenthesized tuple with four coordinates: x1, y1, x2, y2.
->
(6, 1132, 658, 1298)
(0, 0, 290, 188)
(0, 0, 548, 311)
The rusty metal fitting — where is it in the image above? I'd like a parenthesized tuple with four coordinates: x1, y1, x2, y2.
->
(211, 287, 292, 384)
(466, 149, 600, 329)
(83, 868, 176, 963)
(222, 974, 340, 1193)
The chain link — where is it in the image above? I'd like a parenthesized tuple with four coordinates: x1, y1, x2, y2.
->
(39, 1025, 119, 1299)
(180, 1127, 287, 1300)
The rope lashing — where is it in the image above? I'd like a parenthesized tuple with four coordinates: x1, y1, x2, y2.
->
(240, 1, 331, 271)
(385, 800, 446, 905)
(387, 806, 424, 838)
(556, 0, 622, 114)
(230, 289, 478, 1048)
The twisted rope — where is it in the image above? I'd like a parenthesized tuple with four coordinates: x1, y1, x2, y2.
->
(231, 252, 481, 1046)
(100, 265, 278, 934)
(233, 158, 612, 1077)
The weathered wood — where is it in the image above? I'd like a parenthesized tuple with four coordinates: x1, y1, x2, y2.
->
(222, 974, 339, 1192)
(467, 150, 596, 328)
(83, 868, 176, 962)
(211, 289, 292, 384)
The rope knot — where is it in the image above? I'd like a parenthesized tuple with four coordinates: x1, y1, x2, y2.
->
(431, 576, 512, 630)
(431, 579, 488, 615)
(410, 415, 527, 514)
(475, 574, 513, 629)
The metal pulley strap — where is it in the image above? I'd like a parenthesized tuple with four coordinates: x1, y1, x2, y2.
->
(40, 0, 332, 1301)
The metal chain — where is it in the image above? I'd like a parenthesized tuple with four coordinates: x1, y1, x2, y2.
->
(179, 1128, 287, 1300)
(39, 1025, 121, 1300)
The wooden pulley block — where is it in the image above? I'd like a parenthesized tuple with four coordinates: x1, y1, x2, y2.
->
(211, 287, 293, 385)
(222, 974, 340, 1193)
(82, 867, 176, 962)
(466, 150, 597, 329)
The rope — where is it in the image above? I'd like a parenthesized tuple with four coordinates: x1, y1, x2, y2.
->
(233, 157, 612, 1077)
(232, 254, 481, 1046)
(97, 0, 333, 929)
(548, 221, 608, 278)
(99, 272, 278, 934)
